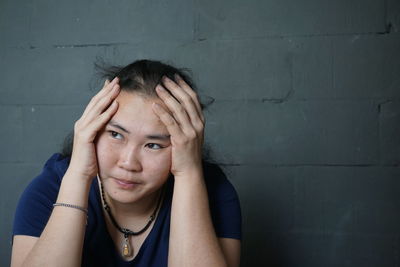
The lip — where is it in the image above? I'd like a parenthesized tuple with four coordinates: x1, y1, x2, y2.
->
(112, 178, 141, 189)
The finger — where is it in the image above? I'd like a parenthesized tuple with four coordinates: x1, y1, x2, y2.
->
(81, 83, 120, 125)
(162, 76, 205, 127)
(152, 103, 185, 139)
(89, 100, 119, 133)
(84, 77, 118, 112)
(82, 77, 119, 118)
(174, 74, 204, 122)
(91, 77, 118, 105)
(155, 84, 193, 132)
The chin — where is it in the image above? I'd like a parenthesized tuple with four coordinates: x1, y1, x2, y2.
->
(106, 181, 164, 204)
(108, 189, 143, 204)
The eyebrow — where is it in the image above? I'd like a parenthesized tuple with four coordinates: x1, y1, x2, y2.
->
(108, 121, 170, 140)
(108, 121, 130, 134)
(146, 134, 171, 141)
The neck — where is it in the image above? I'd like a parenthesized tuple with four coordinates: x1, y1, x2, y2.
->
(111, 190, 161, 219)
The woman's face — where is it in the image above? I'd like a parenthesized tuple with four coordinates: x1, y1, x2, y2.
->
(95, 90, 172, 204)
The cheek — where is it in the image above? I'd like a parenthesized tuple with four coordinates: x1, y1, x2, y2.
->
(144, 150, 172, 177)
(95, 135, 117, 169)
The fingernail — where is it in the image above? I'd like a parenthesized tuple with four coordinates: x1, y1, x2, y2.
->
(156, 85, 165, 92)
(153, 103, 161, 110)
(174, 73, 181, 81)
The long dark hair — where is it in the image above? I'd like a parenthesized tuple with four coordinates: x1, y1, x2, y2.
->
(61, 59, 215, 163)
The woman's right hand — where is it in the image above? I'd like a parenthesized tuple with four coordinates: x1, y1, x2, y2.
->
(67, 77, 120, 181)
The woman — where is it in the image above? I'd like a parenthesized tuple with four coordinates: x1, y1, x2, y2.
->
(11, 60, 241, 267)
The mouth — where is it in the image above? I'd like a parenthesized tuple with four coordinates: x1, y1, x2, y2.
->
(112, 178, 141, 189)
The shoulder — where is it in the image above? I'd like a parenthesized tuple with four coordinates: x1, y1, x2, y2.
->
(13, 153, 71, 236)
(202, 161, 242, 240)
(202, 161, 238, 201)
(23, 152, 70, 198)
(19, 153, 71, 208)
(202, 161, 228, 185)
(23, 153, 70, 192)
(43, 153, 71, 179)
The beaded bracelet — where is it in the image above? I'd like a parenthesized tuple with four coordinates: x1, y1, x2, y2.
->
(53, 203, 88, 214)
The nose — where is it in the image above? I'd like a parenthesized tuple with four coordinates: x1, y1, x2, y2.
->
(117, 147, 143, 172)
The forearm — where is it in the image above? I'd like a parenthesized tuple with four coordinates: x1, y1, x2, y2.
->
(168, 168, 227, 267)
(21, 170, 91, 267)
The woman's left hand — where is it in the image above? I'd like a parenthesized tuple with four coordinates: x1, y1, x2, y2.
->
(152, 75, 205, 178)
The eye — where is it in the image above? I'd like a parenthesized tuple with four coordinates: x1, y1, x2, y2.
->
(109, 131, 123, 140)
(146, 143, 164, 150)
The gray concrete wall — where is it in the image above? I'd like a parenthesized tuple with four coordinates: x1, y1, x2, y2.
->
(1, 0, 400, 266)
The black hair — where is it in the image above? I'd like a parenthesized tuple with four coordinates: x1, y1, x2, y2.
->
(61, 59, 215, 163)
(96, 59, 197, 101)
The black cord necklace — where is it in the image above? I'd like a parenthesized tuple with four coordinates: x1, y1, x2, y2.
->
(99, 178, 164, 258)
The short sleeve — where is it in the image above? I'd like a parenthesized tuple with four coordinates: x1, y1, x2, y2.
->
(12, 154, 67, 237)
(204, 163, 242, 240)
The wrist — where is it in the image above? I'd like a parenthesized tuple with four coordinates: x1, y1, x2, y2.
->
(62, 169, 94, 193)
(56, 172, 92, 208)
(173, 167, 204, 182)
(64, 167, 96, 183)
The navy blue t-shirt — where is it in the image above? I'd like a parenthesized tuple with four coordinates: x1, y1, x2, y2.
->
(13, 153, 241, 266)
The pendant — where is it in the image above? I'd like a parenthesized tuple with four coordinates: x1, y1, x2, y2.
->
(122, 235, 132, 257)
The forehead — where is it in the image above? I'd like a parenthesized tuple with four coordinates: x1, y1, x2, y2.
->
(111, 91, 166, 132)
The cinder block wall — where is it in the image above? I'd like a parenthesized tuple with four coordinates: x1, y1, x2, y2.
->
(1, 1, 400, 266)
